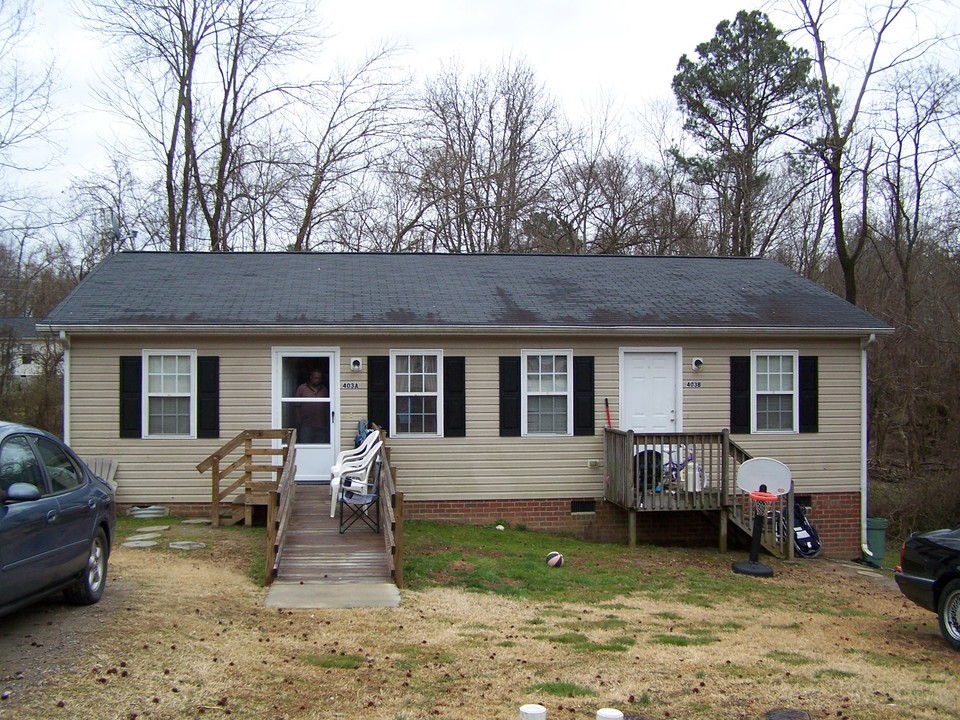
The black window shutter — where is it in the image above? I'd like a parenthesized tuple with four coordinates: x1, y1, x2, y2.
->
(799, 356, 819, 433)
(443, 356, 466, 437)
(119, 356, 142, 438)
(367, 356, 390, 435)
(573, 356, 595, 436)
(197, 356, 220, 439)
(499, 356, 521, 437)
(730, 356, 751, 434)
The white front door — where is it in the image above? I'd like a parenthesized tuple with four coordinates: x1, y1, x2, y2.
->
(272, 348, 339, 483)
(620, 350, 680, 432)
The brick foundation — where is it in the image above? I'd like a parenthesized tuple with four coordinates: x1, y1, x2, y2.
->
(799, 491, 862, 558)
(125, 491, 864, 558)
(120, 503, 212, 518)
(405, 498, 721, 547)
(406, 491, 864, 557)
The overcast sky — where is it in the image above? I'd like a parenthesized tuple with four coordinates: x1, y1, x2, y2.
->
(23, 0, 761, 194)
(19, 0, 958, 201)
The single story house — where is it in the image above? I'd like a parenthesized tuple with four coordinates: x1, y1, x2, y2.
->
(39, 252, 892, 555)
(1, 317, 48, 380)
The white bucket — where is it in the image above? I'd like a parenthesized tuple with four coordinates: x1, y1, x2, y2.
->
(519, 704, 547, 720)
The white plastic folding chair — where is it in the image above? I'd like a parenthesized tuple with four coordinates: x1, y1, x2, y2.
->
(329, 436, 382, 517)
(328, 431, 380, 516)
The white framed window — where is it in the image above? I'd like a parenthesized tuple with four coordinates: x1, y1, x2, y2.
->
(522, 350, 573, 436)
(752, 350, 798, 433)
(143, 350, 197, 438)
(391, 350, 443, 436)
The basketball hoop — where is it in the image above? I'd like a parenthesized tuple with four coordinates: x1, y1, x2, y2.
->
(733, 459, 792, 578)
(749, 490, 778, 516)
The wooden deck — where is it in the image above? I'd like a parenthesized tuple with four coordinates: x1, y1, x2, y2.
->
(274, 483, 392, 584)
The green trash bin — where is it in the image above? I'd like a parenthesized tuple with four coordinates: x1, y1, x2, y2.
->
(864, 517, 888, 568)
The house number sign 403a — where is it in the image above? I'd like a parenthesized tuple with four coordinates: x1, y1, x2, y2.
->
(341, 382, 361, 390)
(685, 381, 702, 389)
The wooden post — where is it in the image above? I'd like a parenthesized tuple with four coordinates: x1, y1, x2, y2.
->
(211, 458, 221, 527)
(265, 486, 278, 586)
(628, 509, 636, 548)
(719, 507, 728, 553)
(393, 489, 404, 588)
(243, 435, 253, 526)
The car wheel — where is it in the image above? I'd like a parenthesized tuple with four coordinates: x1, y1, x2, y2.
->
(64, 528, 109, 605)
(938, 579, 960, 651)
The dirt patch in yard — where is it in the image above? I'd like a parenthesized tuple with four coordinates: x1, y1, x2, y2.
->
(0, 524, 957, 720)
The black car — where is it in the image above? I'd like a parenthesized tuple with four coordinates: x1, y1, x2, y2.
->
(0, 421, 116, 616)
(894, 526, 960, 651)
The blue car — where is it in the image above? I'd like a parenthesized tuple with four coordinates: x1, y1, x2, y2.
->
(0, 421, 116, 616)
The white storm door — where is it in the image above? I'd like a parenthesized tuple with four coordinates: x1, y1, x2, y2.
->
(272, 349, 339, 483)
(620, 351, 680, 432)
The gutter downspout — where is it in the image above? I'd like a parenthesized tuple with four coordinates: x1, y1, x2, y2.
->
(60, 331, 71, 443)
(860, 333, 877, 561)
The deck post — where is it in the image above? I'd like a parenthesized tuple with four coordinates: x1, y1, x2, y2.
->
(719, 507, 728, 552)
(628, 509, 636, 548)
(393, 489, 404, 588)
(211, 458, 221, 527)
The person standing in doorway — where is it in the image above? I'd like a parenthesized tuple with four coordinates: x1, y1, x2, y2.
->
(294, 369, 329, 444)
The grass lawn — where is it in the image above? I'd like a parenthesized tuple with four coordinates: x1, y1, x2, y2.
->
(0, 518, 956, 720)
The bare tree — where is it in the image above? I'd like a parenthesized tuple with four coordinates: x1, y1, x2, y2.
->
(81, 0, 323, 251)
(282, 49, 406, 251)
(874, 63, 960, 323)
(0, 0, 58, 225)
(784, 0, 948, 304)
(415, 58, 567, 253)
(0, 1, 56, 172)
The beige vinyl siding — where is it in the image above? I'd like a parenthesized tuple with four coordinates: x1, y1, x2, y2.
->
(64, 331, 866, 506)
(668, 336, 863, 494)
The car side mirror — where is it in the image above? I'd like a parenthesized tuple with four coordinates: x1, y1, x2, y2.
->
(3, 482, 43, 503)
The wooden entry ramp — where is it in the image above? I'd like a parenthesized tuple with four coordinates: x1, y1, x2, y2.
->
(265, 484, 399, 608)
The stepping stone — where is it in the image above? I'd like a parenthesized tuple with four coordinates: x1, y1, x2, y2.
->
(122, 540, 158, 548)
(138, 525, 170, 532)
(128, 532, 163, 541)
(764, 711, 812, 720)
(181, 518, 212, 525)
(169, 541, 206, 551)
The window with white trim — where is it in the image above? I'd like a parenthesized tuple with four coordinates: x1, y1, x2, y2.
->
(752, 351, 798, 433)
(391, 351, 442, 435)
(522, 350, 573, 435)
(144, 351, 196, 437)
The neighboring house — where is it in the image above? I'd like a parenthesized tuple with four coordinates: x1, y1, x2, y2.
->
(39, 252, 892, 555)
(1, 317, 47, 380)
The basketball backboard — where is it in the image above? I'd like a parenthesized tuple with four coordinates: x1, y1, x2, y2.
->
(736, 457, 791, 496)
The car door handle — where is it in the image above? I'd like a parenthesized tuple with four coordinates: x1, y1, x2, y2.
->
(47, 509, 58, 523)
(88, 498, 97, 510)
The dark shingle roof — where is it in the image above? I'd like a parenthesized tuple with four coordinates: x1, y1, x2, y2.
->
(0, 317, 39, 338)
(41, 252, 891, 334)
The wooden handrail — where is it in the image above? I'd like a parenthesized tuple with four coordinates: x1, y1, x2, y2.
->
(372, 426, 404, 588)
(197, 428, 295, 528)
(267, 429, 297, 585)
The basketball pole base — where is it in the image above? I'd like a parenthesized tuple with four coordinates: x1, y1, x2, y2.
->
(732, 559, 774, 577)
(732, 503, 775, 578)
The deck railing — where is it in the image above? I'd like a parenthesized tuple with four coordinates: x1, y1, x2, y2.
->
(373, 427, 405, 588)
(267, 430, 298, 584)
(196, 428, 295, 527)
(603, 428, 792, 557)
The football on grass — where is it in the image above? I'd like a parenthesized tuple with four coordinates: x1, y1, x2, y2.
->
(545, 551, 564, 568)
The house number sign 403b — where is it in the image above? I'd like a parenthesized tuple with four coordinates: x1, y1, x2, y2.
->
(685, 381, 702, 389)
(341, 382, 361, 390)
